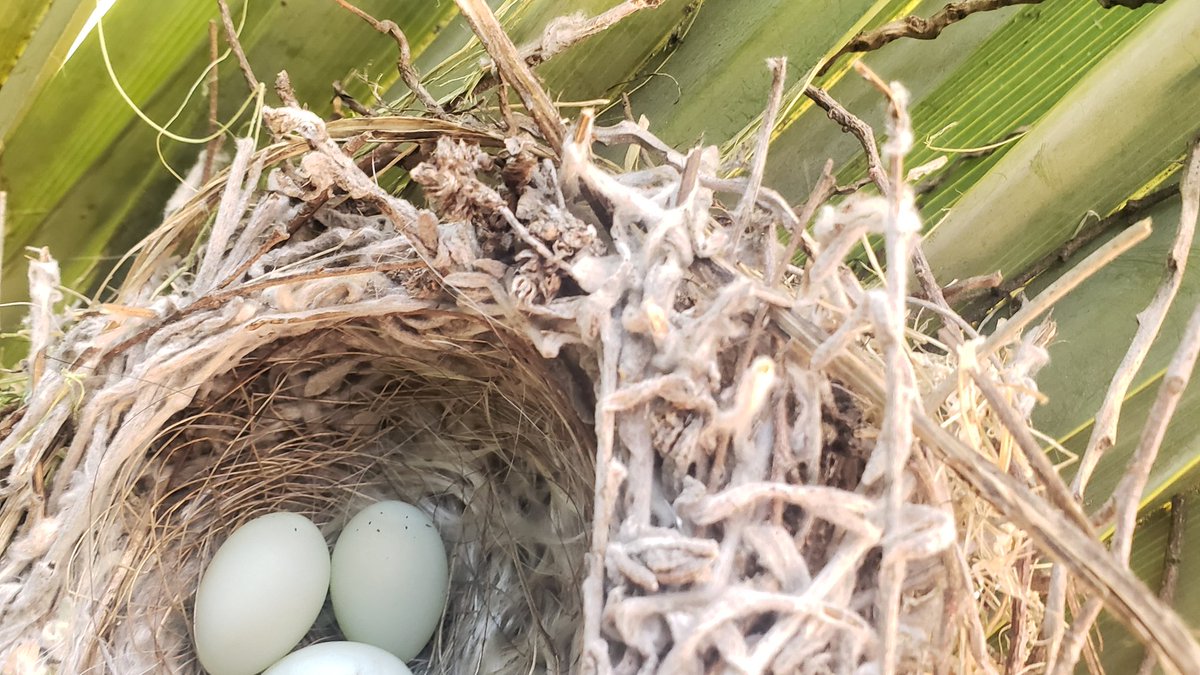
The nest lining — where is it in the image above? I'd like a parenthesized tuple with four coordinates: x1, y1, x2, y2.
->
(0, 101, 1059, 675)
(127, 323, 593, 675)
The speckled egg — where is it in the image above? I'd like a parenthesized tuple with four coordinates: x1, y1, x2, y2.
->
(330, 500, 449, 660)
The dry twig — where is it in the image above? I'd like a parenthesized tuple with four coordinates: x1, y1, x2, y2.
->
(333, 0, 446, 117)
(856, 66, 920, 675)
(1099, 0, 1165, 7)
(217, 0, 259, 94)
(943, 271, 1003, 304)
(454, 0, 564, 152)
(1051, 300, 1200, 675)
(966, 367, 1091, 532)
(820, 0, 1044, 75)
(201, 21, 221, 186)
(462, 0, 665, 102)
(804, 85, 888, 194)
(775, 160, 835, 283)
(926, 220, 1153, 410)
(1135, 495, 1187, 675)
(1074, 141, 1200, 496)
(732, 58, 787, 255)
(773, 306, 1200, 675)
(988, 183, 1178, 304)
(805, 79, 952, 318)
(1049, 139, 1200, 673)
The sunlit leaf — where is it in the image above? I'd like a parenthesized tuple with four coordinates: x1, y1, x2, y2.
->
(0, 0, 95, 148)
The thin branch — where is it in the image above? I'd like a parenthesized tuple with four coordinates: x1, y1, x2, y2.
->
(497, 83, 516, 133)
(770, 302, 1200, 675)
(732, 58, 787, 256)
(805, 80, 952, 319)
(1005, 552, 1035, 674)
(334, 0, 445, 117)
(1099, 0, 1165, 8)
(1074, 139, 1200, 499)
(1052, 138, 1200, 675)
(819, 0, 1044, 75)
(0, 191, 5, 336)
(1062, 302, 1200, 675)
(217, 0, 259, 94)
(859, 66, 917, 675)
(1050, 597, 1104, 675)
(464, 0, 665, 101)
(521, 0, 665, 65)
(1112, 302, 1200, 562)
(331, 80, 371, 117)
(454, 0, 564, 152)
(911, 245, 955, 323)
(1136, 495, 1187, 675)
(804, 85, 888, 194)
(942, 271, 1003, 304)
(275, 70, 300, 108)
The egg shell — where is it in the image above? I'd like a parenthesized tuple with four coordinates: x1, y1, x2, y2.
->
(331, 500, 449, 661)
(263, 641, 413, 675)
(193, 512, 330, 675)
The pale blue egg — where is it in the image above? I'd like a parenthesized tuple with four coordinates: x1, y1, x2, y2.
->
(193, 512, 330, 675)
(330, 501, 449, 661)
(264, 641, 413, 674)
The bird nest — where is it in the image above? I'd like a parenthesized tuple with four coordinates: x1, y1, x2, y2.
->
(0, 68, 1192, 675)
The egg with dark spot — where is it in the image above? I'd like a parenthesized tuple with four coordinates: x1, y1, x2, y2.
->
(331, 501, 449, 661)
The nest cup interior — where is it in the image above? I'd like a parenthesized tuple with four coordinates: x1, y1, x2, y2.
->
(112, 319, 593, 674)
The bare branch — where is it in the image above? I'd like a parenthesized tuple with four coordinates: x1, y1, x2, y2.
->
(942, 271, 1003, 304)
(775, 160, 835, 283)
(966, 367, 1092, 533)
(805, 79, 952, 319)
(464, 0, 666, 102)
(1052, 138, 1200, 675)
(201, 21, 221, 186)
(454, 0, 564, 152)
(732, 58, 787, 256)
(770, 304, 1200, 675)
(1099, 0, 1165, 8)
(926, 220, 1153, 410)
(804, 85, 888, 194)
(819, 0, 1044, 75)
(217, 0, 259, 94)
(1074, 139, 1200, 498)
(334, 0, 446, 117)
(992, 183, 1178, 303)
(1136, 495, 1187, 675)
(275, 70, 300, 108)
(857, 66, 919, 675)
(1112, 303, 1200, 561)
